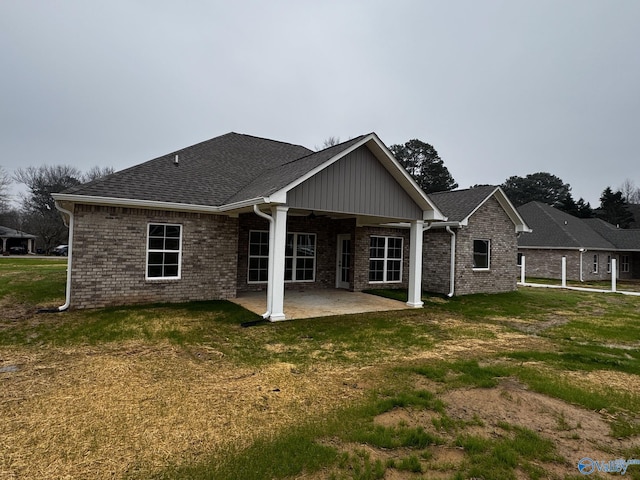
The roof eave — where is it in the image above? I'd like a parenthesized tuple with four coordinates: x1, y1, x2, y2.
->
(51, 193, 271, 214)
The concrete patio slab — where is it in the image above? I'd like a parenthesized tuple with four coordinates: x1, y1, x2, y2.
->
(231, 289, 412, 320)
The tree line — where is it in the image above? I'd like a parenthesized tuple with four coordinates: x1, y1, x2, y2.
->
(0, 165, 113, 253)
(0, 136, 637, 254)
(389, 139, 637, 228)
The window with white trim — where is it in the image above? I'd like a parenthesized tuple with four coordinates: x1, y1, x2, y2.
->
(146, 223, 182, 279)
(369, 236, 403, 283)
(473, 239, 490, 270)
(593, 254, 599, 273)
(248, 231, 317, 283)
(622, 255, 630, 273)
(607, 255, 612, 273)
(517, 252, 523, 267)
(248, 231, 269, 282)
(285, 233, 316, 282)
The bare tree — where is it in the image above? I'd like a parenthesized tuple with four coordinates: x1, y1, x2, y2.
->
(0, 166, 11, 211)
(13, 165, 83, 252)
(619, 178, 640, 204)
(82, 165, 115, 183)
(315, 136, 341, 151)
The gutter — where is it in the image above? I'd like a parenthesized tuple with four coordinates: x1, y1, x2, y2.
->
(253, 205, 274, 319)
(579, 248, 586, 282)
(51, 193, 270, 215)
(445, 226, 456, 297)
(54, 202, 74, 311)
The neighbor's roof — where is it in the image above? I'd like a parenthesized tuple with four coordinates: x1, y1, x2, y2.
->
(583, 218, 640, 251)
(0, 226, 37, 239)
(428, 185, 530, 232)
(517, 202, 616, 250)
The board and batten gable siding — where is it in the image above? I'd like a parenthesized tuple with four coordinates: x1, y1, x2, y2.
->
(287, 146, 423, 220)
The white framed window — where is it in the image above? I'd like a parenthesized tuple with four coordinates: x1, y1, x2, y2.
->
(248, 231, 317, 283)
(622, 255, 630, 273)
(248, 231, 269, 282)
(517, 252, 523, 267)
(473, 239, 490, 270)
(607, 255, 612, 274)
(146, 223, 182, 279)
(369, 236, 403, 283)
(593, 254, 599, 273)
(285, 233, 316, 282)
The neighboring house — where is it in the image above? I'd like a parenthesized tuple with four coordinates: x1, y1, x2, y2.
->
(517, 201, 640, 281)
(52, 132, 446, 318)
(423, 186, 530, 295)
(629, 204, 640, 229)
(0, 226, 37, 254)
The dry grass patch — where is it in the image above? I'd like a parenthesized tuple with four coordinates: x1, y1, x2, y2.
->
(0, 342, 366, 479)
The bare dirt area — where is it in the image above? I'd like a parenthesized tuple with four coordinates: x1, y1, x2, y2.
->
(369, 376, 640, 478)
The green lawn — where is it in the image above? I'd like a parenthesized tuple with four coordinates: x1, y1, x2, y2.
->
(2, 258, 640, 479)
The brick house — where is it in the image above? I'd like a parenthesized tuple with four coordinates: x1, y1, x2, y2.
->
(423, 186, 530, 295)
(517, 201, 640, 281)
(52, 132, 448, 318)
(52, 132, 530, 317)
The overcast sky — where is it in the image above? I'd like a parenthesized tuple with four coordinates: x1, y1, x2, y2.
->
(1, 1, 639, 206)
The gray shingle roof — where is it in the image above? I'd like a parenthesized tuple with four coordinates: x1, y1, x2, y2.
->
(0, 226, 36, 239)
(583, 218, 640, 250)
(224, 136, 367, 203)
(517, 202, 616, 249)
(428, 185, 498, 222)
(63, 133, 315, 206)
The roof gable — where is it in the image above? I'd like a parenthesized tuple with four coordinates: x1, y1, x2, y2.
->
(286, 144, 423, 220)
(428, 186, 529, 232)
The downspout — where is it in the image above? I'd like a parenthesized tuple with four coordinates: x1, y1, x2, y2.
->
(445, 226, 456, 297)
(54, 202, 74, 311)
(579, 248, 586, 282)
(253, 204, 273, 319)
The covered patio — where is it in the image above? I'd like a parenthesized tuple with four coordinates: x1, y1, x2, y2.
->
(231, 289, 412, 320)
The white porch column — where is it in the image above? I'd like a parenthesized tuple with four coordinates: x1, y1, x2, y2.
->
(269, 206, 289, 321)
(407, 220, 424, 308)
(612, 258, 617, 293)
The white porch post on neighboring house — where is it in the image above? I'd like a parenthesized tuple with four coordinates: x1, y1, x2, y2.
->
(269, 205, 289, 321)
(407, 220, 424, 308)
(612, 258, 617, 293)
